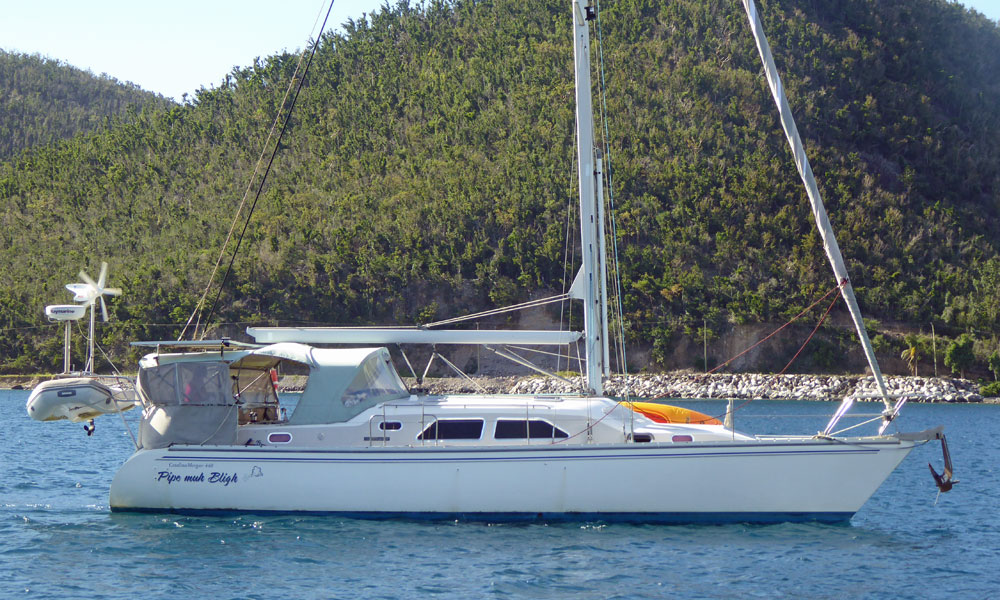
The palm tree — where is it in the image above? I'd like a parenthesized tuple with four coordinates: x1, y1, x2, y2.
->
(901, 334, 921, 376)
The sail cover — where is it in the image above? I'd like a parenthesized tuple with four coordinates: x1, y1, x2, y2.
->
(740, 0, 893, 428)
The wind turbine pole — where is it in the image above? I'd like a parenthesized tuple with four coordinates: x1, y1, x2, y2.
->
(63, 321, 72, 373)
(87, 301, 95, 374)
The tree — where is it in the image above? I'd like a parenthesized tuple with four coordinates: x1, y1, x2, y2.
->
(900, 334, 922, 376)
(944, 334, 976, 379)
(988, 349, 1000, 381)
(3, 0, 1000, 373)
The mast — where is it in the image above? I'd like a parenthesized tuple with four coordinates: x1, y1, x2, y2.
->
(571, 0, 608, 395)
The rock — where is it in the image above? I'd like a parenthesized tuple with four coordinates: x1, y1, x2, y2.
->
(267, 370, 986, 403)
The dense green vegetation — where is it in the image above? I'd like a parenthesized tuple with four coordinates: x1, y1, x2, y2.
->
(1, 0, 998, 377)
(0, 50, 172, 159)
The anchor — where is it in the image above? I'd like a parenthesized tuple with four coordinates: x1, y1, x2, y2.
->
(928, 433, 957, 501)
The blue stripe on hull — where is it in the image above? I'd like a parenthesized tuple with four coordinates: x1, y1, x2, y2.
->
(110, 507, 854, 525)
(157, 447, 878, 465)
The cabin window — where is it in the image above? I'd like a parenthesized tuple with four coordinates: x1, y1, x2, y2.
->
(494, 420, 569, 439)
(418, 419, 483, 440)
(379, 421, 402, 431)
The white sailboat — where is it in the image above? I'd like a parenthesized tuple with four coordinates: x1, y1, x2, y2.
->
(43, 0, 954, 522)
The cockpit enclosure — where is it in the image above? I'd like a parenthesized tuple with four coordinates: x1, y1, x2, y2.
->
(136, 361, 237, 449)
(133, 343, 409, 448)
(228, 354, 283, 425)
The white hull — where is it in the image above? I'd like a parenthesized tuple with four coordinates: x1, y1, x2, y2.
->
(110, 436, 915, 523)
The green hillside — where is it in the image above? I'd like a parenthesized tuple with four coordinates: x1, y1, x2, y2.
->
(0, 50, 173, 159)
(1, 0, 999, 376)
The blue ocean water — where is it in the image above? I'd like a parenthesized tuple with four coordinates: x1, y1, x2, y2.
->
(2, 389, 997, 599)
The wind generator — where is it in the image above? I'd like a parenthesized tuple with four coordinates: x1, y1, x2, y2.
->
(28, 262, 134, 429)
(62, 262, 122, 373)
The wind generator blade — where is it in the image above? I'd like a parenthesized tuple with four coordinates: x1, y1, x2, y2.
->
(103, 287, 123, 296)
(100, 297, 109, 322)
(79, 269, 98, 290)
(97, 262, 108, 289)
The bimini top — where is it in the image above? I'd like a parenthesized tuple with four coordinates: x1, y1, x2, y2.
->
(138, 343, 409, 425)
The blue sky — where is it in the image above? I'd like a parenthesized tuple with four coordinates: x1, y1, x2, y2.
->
(2, 0, 999, 102)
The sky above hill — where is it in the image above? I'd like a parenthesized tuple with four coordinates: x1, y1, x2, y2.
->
(2, 0, 999, 102)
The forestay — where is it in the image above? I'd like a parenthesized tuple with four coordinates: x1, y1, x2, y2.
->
(740, 0, 895, 433)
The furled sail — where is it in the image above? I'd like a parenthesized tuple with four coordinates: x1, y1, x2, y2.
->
(740, 0, 894, 430)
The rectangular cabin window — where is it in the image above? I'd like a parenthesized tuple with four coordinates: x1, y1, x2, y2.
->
(418, 419, 483, 441)
(494, 419, 569, 439)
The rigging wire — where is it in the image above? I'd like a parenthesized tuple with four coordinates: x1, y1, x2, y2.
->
(506, 344, 583, 360)
(72, 318, 129, 377)
(559, 121, 581, 374)
(71, 319, 139, 448)
(693, 281, 844, 382)
(647, 282, 846, 423)
(777, 288, 841, 375)
(423, 294, 570, 328)
(593, 0, 629, 376)
(558, 167, 578, 373)
(433, 352, 489, 393)
(179, 0, 337, 341)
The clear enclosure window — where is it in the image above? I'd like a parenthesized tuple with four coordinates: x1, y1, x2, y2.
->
(139, 362, 232, 406)
(341, 354, 408, 408)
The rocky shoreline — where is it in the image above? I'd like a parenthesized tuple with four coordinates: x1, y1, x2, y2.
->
(407, 373, 989, 403)
(4, 372, 992, 403)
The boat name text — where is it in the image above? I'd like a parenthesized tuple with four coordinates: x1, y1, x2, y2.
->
(156, 471, 238, 486)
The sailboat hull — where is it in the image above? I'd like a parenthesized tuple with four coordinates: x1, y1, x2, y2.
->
(109, 437, 915, 523)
